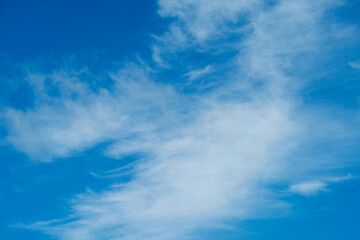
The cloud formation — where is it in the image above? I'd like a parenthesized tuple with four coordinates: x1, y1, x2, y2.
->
(5, 64, 179, 161)
(349, 61, 360, 70)
(3, 0, 358, 239)
(289, 174, 354, 196)
(290, 181, 327, 196)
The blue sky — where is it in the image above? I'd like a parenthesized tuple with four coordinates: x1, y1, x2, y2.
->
(1, 0, 360, 239)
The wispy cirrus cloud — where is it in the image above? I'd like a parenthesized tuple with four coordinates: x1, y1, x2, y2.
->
(4, 64, 180, 161)
(3, 0, 359, 239)
(184, 64, 214, 81)
(289, 181, 328, 196)
(349, 61, 360, 70)
(289, 174, 354, 196)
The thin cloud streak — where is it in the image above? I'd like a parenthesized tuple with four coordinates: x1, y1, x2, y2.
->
(289, 174, 354, 196)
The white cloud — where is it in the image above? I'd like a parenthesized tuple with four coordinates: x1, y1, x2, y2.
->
(289, 174, 354, 196)
(4, 64, 179, 161)
(329, 173, 354, 182)
(289, 181, 327, 196)
(152, 0, 262, 65)
(349, 61, 360, 70)
(4, 0, 358, 239)
(30, 98, 297, 240)
(158, 0, 262, 42)
(184, 65, 213, 81)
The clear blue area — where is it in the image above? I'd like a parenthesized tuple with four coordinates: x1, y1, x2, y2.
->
(0, 0, 165, 61)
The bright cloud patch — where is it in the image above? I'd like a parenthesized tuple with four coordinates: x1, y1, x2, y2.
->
(290, 181, 328, 196)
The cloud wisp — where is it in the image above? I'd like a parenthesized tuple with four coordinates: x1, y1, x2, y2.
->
(289, 174, 355, 196)
(3, 0, 359, 239)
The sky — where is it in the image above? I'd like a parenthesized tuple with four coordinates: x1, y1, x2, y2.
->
(1, 0, 360, 239)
